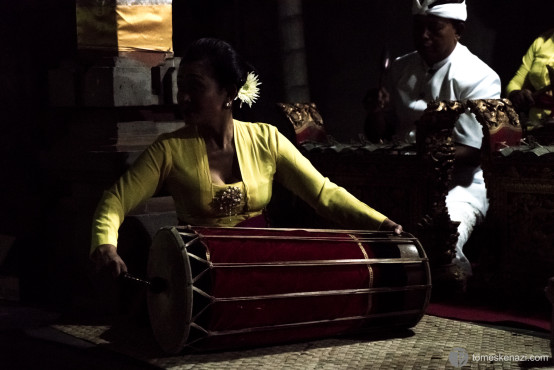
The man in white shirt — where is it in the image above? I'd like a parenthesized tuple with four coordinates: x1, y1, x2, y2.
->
(365, 0, 501, 283)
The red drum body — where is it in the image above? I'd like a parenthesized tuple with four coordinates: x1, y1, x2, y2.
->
(147, 226, 431, 353)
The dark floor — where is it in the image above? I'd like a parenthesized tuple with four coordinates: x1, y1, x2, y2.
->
(1, 286, 552, 370)
(1, 252, 553, 370)
(0, 302, 160, 370)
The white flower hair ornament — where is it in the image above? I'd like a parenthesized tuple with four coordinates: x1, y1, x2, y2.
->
(235, 72, 261, 108)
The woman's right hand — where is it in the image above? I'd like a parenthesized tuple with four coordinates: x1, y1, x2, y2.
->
(91, 244, 128, 278)
(508, 89, 535, 112)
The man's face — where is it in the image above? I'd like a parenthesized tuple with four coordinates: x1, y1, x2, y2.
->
(413, 15, 460, 65)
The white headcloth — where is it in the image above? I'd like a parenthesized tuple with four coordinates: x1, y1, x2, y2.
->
(412, 0, 467, 21)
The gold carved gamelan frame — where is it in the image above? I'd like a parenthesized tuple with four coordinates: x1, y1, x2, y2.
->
(276, 100, 523, 274)
(415, 98, 522, 268)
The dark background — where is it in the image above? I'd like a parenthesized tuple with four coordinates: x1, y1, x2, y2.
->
(0, 0, 552, 308)
(3, 0, 553, 140)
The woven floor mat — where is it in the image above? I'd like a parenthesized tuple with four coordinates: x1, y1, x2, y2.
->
(52, 315, 552, 369)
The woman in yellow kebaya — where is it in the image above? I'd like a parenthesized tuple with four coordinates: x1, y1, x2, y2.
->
(90, 38, 402, 277)
(507, 28, 554, 130)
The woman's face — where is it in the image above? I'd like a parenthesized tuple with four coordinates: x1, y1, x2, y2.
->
(413, 15, 459, 66)
(177, 60, 230, 127)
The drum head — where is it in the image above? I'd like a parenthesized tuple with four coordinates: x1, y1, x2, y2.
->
(147, 227, 192, 354)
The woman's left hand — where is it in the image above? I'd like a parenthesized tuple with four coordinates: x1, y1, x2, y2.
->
(380, 218, 403, 235)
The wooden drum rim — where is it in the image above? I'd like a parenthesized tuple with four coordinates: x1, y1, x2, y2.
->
(147, 226, 194, 354)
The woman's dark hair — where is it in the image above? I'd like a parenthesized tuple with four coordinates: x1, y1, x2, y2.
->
(181, 38, 253, 91)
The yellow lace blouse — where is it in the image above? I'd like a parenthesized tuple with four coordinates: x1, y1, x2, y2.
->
(90, 120, 387, 253)
(506, 29, 554, 126)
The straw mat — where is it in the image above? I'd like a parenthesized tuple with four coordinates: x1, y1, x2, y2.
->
(52, 315, 552, 369)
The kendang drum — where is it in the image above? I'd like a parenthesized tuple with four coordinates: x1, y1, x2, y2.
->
(146, 226, 431, 353)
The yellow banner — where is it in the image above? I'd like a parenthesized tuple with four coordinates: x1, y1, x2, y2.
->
(76, 2, 173, 53)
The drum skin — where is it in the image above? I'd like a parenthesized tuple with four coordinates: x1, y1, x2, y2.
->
(147, 226, 431, 353)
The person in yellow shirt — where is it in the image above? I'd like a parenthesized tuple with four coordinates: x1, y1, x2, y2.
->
(507, 28, 554, 130)
(91, 38, 402, 277)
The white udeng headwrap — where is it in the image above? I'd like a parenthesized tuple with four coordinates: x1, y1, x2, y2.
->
(412, 0, 467, 21)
